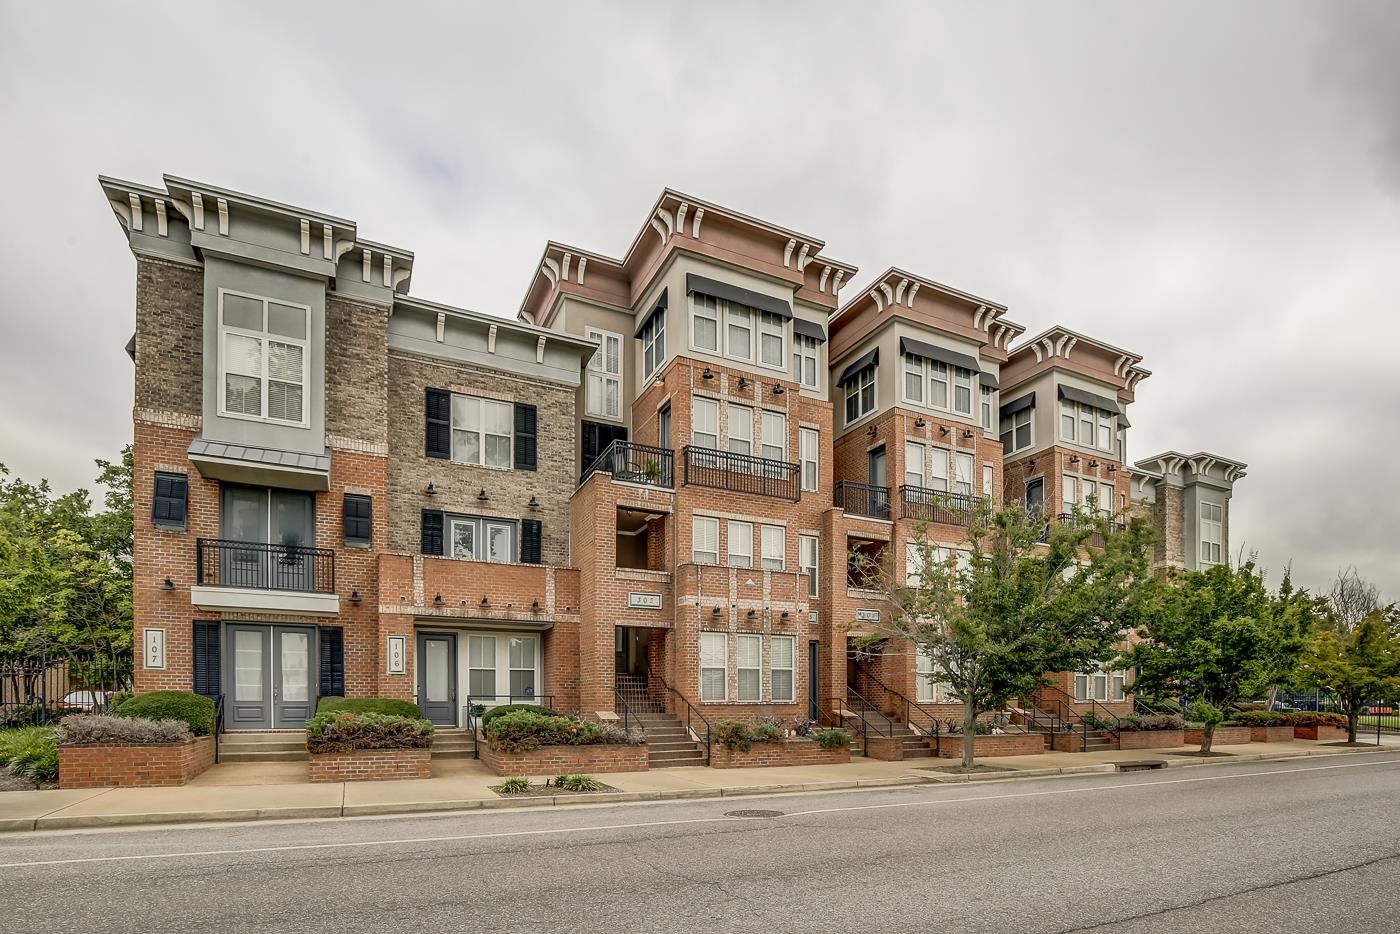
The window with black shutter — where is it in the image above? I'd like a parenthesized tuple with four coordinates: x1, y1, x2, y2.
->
(192, 620, 220, 699)
(343, 494, 372, 546)
(421, 509, 445, 556)
(425, 388, 452, 459)
(318, 627, 344, 697)
(514, 403, 537, 471)
(520, 519, 543, 565)
(152, 472, 188, 529)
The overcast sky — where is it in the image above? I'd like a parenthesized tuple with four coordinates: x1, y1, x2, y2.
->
(1, 1, 1396, 598)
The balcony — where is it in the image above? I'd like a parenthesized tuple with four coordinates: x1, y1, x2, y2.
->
(835, 481, 890, 520)
(191, 539, 339, 616)
(1037, 513, 1128, 546)
(899, 486, 985, 526)
(681, 446, 800, 501)
(582, 441, 674, 489)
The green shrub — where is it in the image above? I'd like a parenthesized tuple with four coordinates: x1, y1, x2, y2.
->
(554, 774, 604, 792)
(480, 703, 559, 727)
(1115, 714, 1183, 732)
(115, 691, 215, 736)
(304, 711, 433, 754)
(56, 714, 191, 746)
(712, 720, 755, 751)
(315, 697, 421, 719)
(0, 703, 64, 729)
(1284, 711, 1347, 728)
(810, 728, 850, 750)
(750, 722, 784, 744)
(483, 710, 635, 752)
(107, 692, 134, 711)
(1234, 710, 1289, 727)
(0, 727, 58, 783)
(943, 719, 993, 735)
(494, 776, 530, 795)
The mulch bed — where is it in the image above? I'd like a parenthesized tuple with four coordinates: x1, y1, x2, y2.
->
(1167, 751, 1236, 758)
(0, 773, 56, 792)
(1318, 741, 1382, 748)
(918, 764, 1013, 775)
(493, 781, 621, 798)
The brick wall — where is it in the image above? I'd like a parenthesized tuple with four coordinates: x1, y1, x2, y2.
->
(325, 296, 390, 445)
(708, 739, 850, 769)
(479, 742, 649, 775)
(1118, 729, 1185, 750)
(1184, 726, 1252, 746)
(133, 257, 203, 416)
(933, 732, 1043, 758)
(58, 736, 215, 788)
(307, 747, 431, 782)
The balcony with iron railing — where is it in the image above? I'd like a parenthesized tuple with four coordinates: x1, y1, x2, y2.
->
(1036, 513, 1128, 546)
(681, 446, 800, 501)
(834, 481, 890, 520)
(581, 440, 675, 489)
(196, 539, 336, 594)
(899, 486, 985, 526)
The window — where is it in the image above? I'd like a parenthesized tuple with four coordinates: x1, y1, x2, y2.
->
(845, 367, 875, 423)
(905, 441, 924, 488)
(693, 516, 719, 565)
(1075, 666, 1127, 702)
(952, 368, 973, 416)
(693, 396, 719, 450)
(1200, 502, 1223, 565)
(728, 404, 753, 456)
(700, 632, 727, 701)
(761, 411, 786, 462)
(929, 447, 949, 492)
(508, 636, 536, 699)
(726, 303, 753, 361)
(905, 541, 928, 586)
(1000, 408, 1033, 454)
(1062, 476, 1078, 516)
(916, 648, 936, 703)
(952, 452, 973, 495)
(1096, 410, 1113, 452)
(467, 635, 496, 700)
(727, 520, 753, 567)
(218, 290, 309, 425)
(1099, 482, 1114, 517)
(152, 472, 188, 529)
(585, 328, 622, 419)
(799, 428, 819, 491)
(980, 386, 995, 430)
(640, 313, 665, 380)
(771, 636, 795, 702)
(692, 294, 720, 351)
(1060, 399, 1078, 442)
(799, 534, 819, 597)
(759, 311, 785, 367)
(761, 524, 784, 570)
(451, 395, 513, 468)
(1080, 406, 1095, 446)
(736, 633, 761, 701)
(983, 464, 994, 497)
(903, 354, 924, 404)
(449, 516, 516, 563)
(343, 494, 372, 546)
(793, 335, 819, 388)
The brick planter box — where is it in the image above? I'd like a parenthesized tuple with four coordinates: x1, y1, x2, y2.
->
(308, 748, 431, 782)
(1183, 726, 1252, 746)
(1293, 725, 1349, 742)
(59, 736, 215, 789)
(709, 740, 850, 769)
(480, 743, 648, 776)
(1116, 729, 1185, 750)
(934, 733, 1044, 758)
(1250, 726, 1296, 743)
(863, 736, 908, 761)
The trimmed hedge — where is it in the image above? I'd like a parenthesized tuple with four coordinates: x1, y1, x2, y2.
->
(1283, 711, 1347, 728)
(305, 711, 434, 754)
(1113, 714, 1185, 732)
(56, 714, 192, 746)
(810, 728, 851, 750)
(115, 691, 215, 736)
(484, 710, 635, 752)
(1233, 710, 1290, 727)
(316, 697, 422, 719)
(479, 703, 559, 727)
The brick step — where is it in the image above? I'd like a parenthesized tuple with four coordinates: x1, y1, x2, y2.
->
(219, 749, 309, 763)
(431, 749, 474, 759)
(647, 742, 701, 753)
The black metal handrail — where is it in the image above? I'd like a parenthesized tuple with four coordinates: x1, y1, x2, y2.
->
(1040, 683, 1122, 749)
(464, 694, 558, 756)
(214, 693, 225, 763)
(614, 688, 647, 740)
(899, 486, 985, 526)
(835, 481, 891, 520)
(853, 659, 945, 747)
(582, 440, 675, 489)
(196, 538, 335, 594)
(681, 446, 800, 501)
(644, 662, 711, 762)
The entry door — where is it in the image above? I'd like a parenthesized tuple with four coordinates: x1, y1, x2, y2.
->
(417, 633, 458, 726)
(226, 624, 315, 730)
(1025, 477, 1045, 517)
(868, 446, 889, 515)
(272, 627, 314, 727)
(808, 640, 820, 721)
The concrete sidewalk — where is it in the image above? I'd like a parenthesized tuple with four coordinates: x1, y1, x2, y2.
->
(2, 738, 1393, 833)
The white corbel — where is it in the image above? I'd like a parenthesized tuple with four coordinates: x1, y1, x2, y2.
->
(878, 282, 894, 307)
(300, 219, 310, 255)
(871, 289, 885, 312)
(819, 266, 831, 292)
(832, 269, 845, 294)
(128, 193, 143, 232)
(1054, 334, 1070, 357)
(335, 238, 356, 261)
(536, 335, 547, 364)
(1042, 336, 1057, 358)
(892, 278, 906, 304)
(654, 207, 674, 237)
(362, 249, 372, 283)
(1062, 337, 1077, 358)
(650, 217, 669, 243)
(906, 282, 919, 306)
(541, 257, 560, 286)
(676, 202, 688, 233)
(796, 243, 811, 271)
(561, 252, 572, 282)
(691, 207, 705, 237)
(1113, 354, 1129, 377)
(973, 305, 985, 329)
(154, 199, 168, 236)
(783, 239, 797, 267)
(1032, 343, 1044, 363)
(323, 224, 333, 260)
(383, 254, 392, 287)
(994, 324, 1007, 349)
(216, 198, 229, 235)
(436, 312, 446, 342)
(576, 256, 587, 285)
(392, 267, 411, 291)
(488, 324, 498, 354)
(191, 192, 205, 231)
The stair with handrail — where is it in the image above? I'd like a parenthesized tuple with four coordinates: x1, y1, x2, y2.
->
(620, 671, 709, 767)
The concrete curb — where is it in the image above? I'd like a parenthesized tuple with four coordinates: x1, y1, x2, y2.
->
(6, 746, 1388, 833)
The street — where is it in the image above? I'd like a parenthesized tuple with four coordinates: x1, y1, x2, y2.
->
(1, 751, 1398, 934)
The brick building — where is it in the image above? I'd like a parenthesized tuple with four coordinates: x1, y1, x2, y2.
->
(101, 174, 1245, 747)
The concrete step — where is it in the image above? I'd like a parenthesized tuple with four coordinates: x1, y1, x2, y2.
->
(219, 749, 309, 763)
(649, 749, 706, 763)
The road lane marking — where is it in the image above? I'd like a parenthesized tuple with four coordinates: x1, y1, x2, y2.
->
(1, 753, 1396, 869)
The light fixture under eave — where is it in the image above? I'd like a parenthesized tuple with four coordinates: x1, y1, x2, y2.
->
(771, 383, 785, 395)
(433, 593, 444, 607)
(711, 606, 722, 617)
(527, 496, 540, 511)
(865, 425, 877, 437)
(1088, 460, 1100, 469)
(1069, 455, 1081, 464)
(531, 600, 541, 613)
(1107, 464, 1118, 473)
(477, 488, 489, 501)
(962, 429, 975, 439)
(1027, 459, 1036, 471)
(737, 376, 749, 391)
(349, 590, 361, 605)
(780, 610, 790, 620)
(914, 417, 927, 428)
(746, 608, 758, 619)
(480, 596, 491, 608)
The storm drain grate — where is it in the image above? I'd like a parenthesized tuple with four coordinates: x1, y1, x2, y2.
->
(724, 809, 785, 818)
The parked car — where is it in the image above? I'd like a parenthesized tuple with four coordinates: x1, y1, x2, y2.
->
(52, 691, 113, 712)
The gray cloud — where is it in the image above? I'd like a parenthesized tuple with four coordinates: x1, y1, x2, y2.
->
(1, 0, 1396, 597)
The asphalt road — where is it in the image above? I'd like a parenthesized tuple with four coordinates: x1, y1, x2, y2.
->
(1, 751, 1398, 934)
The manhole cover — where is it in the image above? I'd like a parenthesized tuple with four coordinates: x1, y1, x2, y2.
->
(724, 809, 784, 818)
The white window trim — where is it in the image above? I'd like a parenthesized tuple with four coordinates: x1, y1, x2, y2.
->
(793, 334, 820, 390)
(736, 632, 763, 702)
(760, 524, 785, 570)
(585, 327, 623, 420)
(727, 520, 754, 568)
(690, 293, 721, 353)
(771, 635, 795, 703)
(1200, 502, 1224, 566)
(979, 385, 997, 431)
(450, 394, 515, 470)
(448, 515, 517, 564)
(692, 395, 720, 450)
(1074, 665, 1128, 702)
(216, 288, 312, 428)
(1000, 407, 1034, 455)
(799, 534, 819, 598)
(692, 516, 720, 565)
(845, 366, 877, 424)
(799, 427, 820, 492)
(758, 311, 786, 369)
(760, 410, 787, 462)
(700, 631, 727, 702)
(900, 351, 980, 422)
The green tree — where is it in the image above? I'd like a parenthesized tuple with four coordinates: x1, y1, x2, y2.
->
(1122, 562, 1319, 753)
(859, 501, 1157, 770)
(1298, 611, 1400, 743)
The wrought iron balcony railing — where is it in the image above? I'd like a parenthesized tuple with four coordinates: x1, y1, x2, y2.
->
(196, 539, 336, 594)
(581, 440, 674, 489)
(835, 481, 891, 520)
(899, 486, 985, 526)
(681, 446, 800, 501)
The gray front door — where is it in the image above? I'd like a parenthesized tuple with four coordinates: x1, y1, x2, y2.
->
(226, 624, 316, 730)
(417, 633, 457, 726)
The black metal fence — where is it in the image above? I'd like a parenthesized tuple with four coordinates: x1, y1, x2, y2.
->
(835, 481, 890, 520)
(0, 649, 133, 727)
(899, 486, 982, 526)
(196, 538, 336, 593)
(582, 441, 674, 488)
(682, 446, 800, 501)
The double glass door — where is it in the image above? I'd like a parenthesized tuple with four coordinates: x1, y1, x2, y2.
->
(226, 624, 315, 730)
(220, 487, 316, 591)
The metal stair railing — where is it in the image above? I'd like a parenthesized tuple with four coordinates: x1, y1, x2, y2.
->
(851, 660, 944, 751)
(643, 662, 711, 763)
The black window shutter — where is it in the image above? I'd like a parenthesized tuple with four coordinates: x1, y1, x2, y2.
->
(520, 519, 543, 565)
(192, 620, 220, 699)
(514, 403, 537, 471)
(343, 494, 372, 545)
(421, 509, 445, 556)
(581, 421, 600, 473)
(152, 472, 188, 528)
(425, 388, 452, 459)
(319, 627, 344, 697)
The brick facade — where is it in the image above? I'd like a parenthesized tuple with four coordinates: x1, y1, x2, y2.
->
(59, 736, 216, 788)
(479, 742, 649, 775)
(708, 739, 850, 769)
(933, 733, 1044, 758)
(307, 748, 432, 782)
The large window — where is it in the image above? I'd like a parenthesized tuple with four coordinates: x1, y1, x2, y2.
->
(727, 520, 753, 568)
(793, 335, 819, 389)
(728, 404, 753, 455)
(508, 636, 536, 699)
(905, 441, 924, 488)
(1075, 666, 1127, 702)
(952, 452, 974, 495)
(1200, 502, 1224, 565)
(799, 534, 819, 597)
(771, 636, 795, 702)
(929, 447, 949, 492)
(692, 294, 720, 352)
(451, 395, 513, 468)
(761, 411, 786, 461)
(1000, 408, 1033, 455)
(449, 516, 516, 563)
(759, 311, 785, 367)
(980, 386, 995, 431)
(761, 524, 784, 570)
(218, 290, 310, 426)
(585, 328, 622, 420)
(700, 632, 727, 701)
(1060, 399, 1115, 452)
(916, 648, 935, 703)
(902, 353, 978, 418)
(467, 635, 496, 700)
(639, 313, 665, 381)
(693, 516, 719, 565)
(693, 396, 720, 450)
(726, 303, 753, 361)
(736, 634, 762, 701)
(845, 367, 876, 424)
(952, 367, 973, 416)
(799, 428, 819, 492)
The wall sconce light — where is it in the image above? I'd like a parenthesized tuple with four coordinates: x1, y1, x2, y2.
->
(737, 376, 749, 391)
(425, 482, 437, 496)
(746, 608, 758, 619)
(1088, 460, 1100, 469)
(653, 376, 665, 390)
(1069, 455, 1081, 464)
(780, 610, 790, 620)
(1026, 459, 1036, 471)
(962, 429, 975, 439)
(527, 496, 540, 511)
(914, 417, 926, 428)
(701, 367, 715, 380)
(865, 425, 877, 437)
(433, 593, 444, 607)
(531, 600, 541, 613)
(480, 596, 491, 608)
(161, 578, 175, 591)
(349, 590, 361, 605)
(712, 606, 722, 617)
(477, 488, 489, 501)
(939, 426, 950, 436)
(1107, 464, 1117, 473)
(771, 383, 785, 395)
